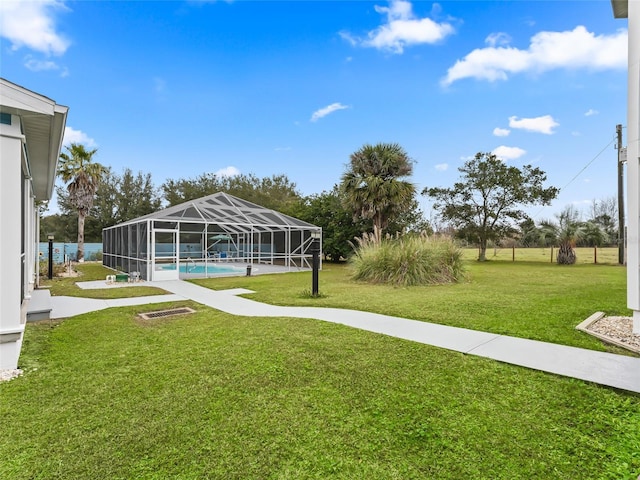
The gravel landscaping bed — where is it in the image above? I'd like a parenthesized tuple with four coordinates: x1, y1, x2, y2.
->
(586, 316, 640, 353)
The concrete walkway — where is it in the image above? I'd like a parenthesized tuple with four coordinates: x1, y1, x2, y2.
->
(52, 279, 640, 394)
(49, 290, 184, 319)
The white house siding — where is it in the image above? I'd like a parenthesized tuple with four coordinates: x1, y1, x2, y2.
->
(0, 115, 26, 369)
(627, 0, 640, 333)
(0, 80, 68, 370)
(613, 0, 640, 332)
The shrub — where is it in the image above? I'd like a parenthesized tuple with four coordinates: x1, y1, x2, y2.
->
(86, 250, 103, 262)
(349, 233, 465, 286)
(38, 260, 67, 278)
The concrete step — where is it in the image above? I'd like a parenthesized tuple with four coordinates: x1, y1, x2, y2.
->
(27, 289, 52, 322)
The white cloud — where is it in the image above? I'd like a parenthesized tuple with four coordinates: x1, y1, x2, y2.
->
(23, 54, 68, 77)
(492, 145, 526, 161)
(310, 102, 349, 122)
(493, 127, 510, 137)
(24, 57, 59, 72)
(584, 109, 599, 116)
(342, 0, 454, 54)
(0, 0, 70, 56)
(274, 146, 292, 152)
(485, 32, 511, 47)
(572, 131, 582, 137)
(434, 163, 448, 171)
(214, 166, 240, 178)
(509, 115, 559, 134)
(63, 127, 96, 147)
(339, 31, 358, 47)
(442, 26, 627, 86)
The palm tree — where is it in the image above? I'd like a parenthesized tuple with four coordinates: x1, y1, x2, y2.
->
(532, 220, 559, 248)
(541, 206, 584, 265)
(557, 206, 584, 264)
(58, 143, 107, 262)
(340, 143, 416, 243)
(579, 220, 608, 247)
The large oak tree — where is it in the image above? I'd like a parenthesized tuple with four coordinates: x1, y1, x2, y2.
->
(425, 152, 559, 261)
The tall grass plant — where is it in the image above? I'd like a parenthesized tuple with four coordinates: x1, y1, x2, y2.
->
(350, 233, 464, 286)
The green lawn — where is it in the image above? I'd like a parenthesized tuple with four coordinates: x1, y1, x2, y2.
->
(2, 261, 638, 478)
(40, 263, 168, 299)
(462, 246, 619, 264)
(193, 261, 631, 353)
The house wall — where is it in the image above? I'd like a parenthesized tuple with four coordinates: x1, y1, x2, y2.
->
(0, 115, 27, 370)
(0, 79, 67, 371)
(627, 0, 640, 331)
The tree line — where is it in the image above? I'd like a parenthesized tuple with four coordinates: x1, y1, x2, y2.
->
(46, 143, 618, 264)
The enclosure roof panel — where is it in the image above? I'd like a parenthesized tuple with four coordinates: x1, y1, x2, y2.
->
(106, 192, 320, 231)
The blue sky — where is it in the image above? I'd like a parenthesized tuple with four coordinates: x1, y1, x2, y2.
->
(0, 0, 629, 221)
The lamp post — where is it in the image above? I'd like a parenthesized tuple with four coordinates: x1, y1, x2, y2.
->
(47, 234, 54, 280)
(310, 230, 321, 296)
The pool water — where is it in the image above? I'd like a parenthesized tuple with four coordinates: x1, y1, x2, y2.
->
(179, 264, 242, 274)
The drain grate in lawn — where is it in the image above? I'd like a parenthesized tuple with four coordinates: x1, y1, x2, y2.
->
(138, 307, 196, 320)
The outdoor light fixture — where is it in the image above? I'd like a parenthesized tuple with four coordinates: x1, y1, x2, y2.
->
(310, 230, 321, 296)
(47, 234, 54, 280)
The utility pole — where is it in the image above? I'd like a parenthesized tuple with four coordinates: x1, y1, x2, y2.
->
(616, 124, 625, 265)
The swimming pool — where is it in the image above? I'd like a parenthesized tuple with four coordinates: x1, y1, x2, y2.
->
(179, 263, 243, 275)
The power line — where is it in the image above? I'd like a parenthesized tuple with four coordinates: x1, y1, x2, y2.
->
(531, 135, 617, 220)
(558, 136, 616, 192)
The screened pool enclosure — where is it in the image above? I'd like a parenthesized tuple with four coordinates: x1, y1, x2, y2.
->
(103, 192, 322, 281)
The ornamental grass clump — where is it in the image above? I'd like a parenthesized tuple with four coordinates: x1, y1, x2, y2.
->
(350, 233, 464, 286)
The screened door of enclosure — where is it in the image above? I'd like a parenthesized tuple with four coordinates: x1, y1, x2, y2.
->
(152, 228, 179, 280)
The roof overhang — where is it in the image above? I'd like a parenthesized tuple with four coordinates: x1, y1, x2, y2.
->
(611, 0, 628, 18)
(0, 78, 68, 201)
